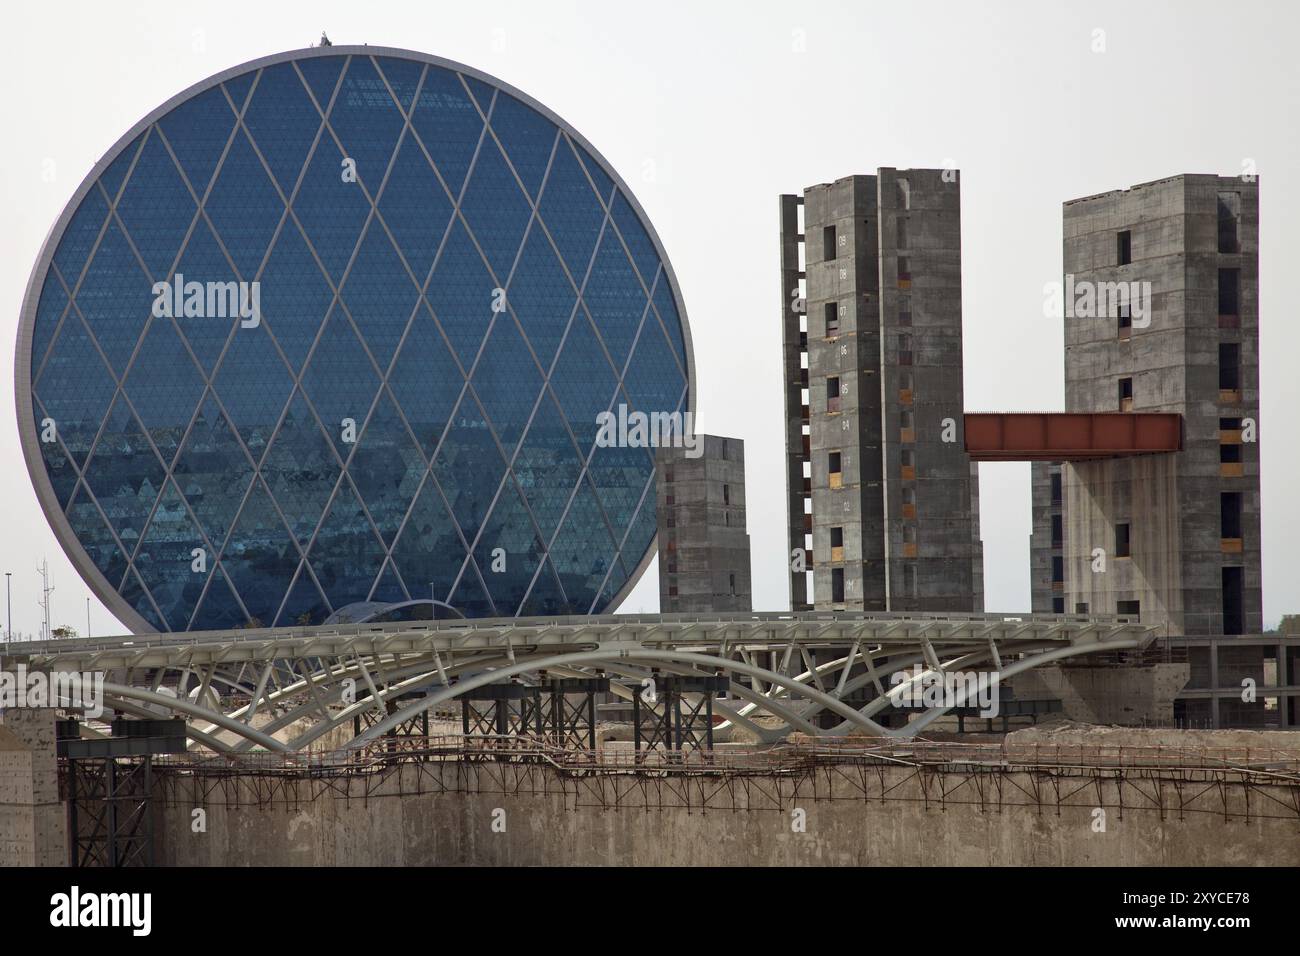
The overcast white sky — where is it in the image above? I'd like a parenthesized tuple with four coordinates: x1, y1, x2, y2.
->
(2, 0, 1296, 637)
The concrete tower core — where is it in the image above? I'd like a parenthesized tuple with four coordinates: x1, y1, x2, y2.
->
(781, 170, 983, 614)
(1033, 174, 1262, 635)
(655, 435, 752, 613)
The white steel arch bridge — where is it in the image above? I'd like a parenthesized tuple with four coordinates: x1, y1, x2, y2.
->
(1, 611, 1154, 754)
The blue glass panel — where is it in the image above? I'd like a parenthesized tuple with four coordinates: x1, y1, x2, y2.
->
(307, 476, 387, 609)
(370, 559, 408, 603)
(469, 315, 541, 456)
(425, 220, 494, 366)
(651, 278, 689, 376)
(204, 129, 285, 278)
(123, 317, 207, 466)
(39, 428, 79, 509)
(571, 138, 614, 205)
(548, 313, 617, 453)
(121, 567, 167, 632)
(490, 93, 557, 201)
(387, 304, 463, 457)
(618, 548, 636, 577)
(460, 74, 495, 114)
(431, 392, 507, 547)
(589, 565, 619, 616)
(292, 132, 371, 282)
(445, 560, 494, 616)
(257, 218, 332, 372)
(299, 306, 380, 458)
(33, 316, 117, 466)
(587, 441, 653, 552)
(547, 475, 616, 611)
(348, 390, 425, 546)
(459, 138, 532, 280)
(115, 129, 197, 279)
(471, 477, 544, 616)
(617, 474, 659, 583)
(409, 67, 484, 198)
(168, 217, 238, 373)
(31, 272, 71, 384)
(373, 57, 423, 112)
(377, 134, 453, 282)
(260, 389, 341, 546)
(65, 482, 129, 592)
(133, 479, 211, 631)
(511, 390, 581, 546)
(339, 219, 420, 370)
(519, 558, 571, 617)
(506, 224, 576, 372)
(243, 62, 321, 193)
(158, 85, 236, 198)
(51, 188, 109, 284)
(98, 133, 145, 206)
(537, 139, 605, 280)
(611, 190, 661, 290)
(222, 72, 256, 113)
(212, 320, 294, 457)
(296, 55, 346, 112)
(221, 477, 300, 626)
(328, 56, 405, 195)
(172, 393, 254, 551)
(83, 393, 166, 553)
(582, 228, 648, 373)
(390, 475, 466, 604)
(621, 302, 687, 418)
(274, 565, 330, 627)
(189, 566, 248, 631)
(72, 219, 152, 376)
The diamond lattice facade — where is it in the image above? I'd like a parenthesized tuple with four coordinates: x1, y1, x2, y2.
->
(17, 46, 692, 633)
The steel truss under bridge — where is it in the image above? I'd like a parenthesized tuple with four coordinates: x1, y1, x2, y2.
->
(2, 611, 1153, 754)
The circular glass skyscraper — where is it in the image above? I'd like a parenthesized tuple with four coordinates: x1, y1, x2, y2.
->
(16, 46, 693, 633)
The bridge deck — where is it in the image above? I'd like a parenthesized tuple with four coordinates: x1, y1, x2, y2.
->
(1, 611, 1151, 670)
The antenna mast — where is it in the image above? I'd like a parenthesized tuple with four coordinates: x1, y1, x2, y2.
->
(36, 559, 54, 641)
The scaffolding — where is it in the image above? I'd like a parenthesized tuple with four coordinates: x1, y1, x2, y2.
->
(148, 737, 1300, 824)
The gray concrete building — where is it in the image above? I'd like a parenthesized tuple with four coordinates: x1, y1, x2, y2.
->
(1029, 461, 1065, 614)
(1035, 174, 1262, 634)
(655, 436, 752, 612)
(781, 170, 983, 613)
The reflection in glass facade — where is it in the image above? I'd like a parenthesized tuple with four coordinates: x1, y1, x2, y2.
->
(19, 48, 690, 632)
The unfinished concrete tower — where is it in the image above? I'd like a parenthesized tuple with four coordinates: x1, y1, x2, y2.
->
(655, 436, 752, 613)
(1049, 174, 1262, 634)
(1029, 461, 1065, 613)
(780, 170, 983, 613)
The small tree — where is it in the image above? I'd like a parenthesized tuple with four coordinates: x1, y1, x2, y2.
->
(51, 625, 78, 639)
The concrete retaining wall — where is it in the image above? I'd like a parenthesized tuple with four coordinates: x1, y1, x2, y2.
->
(153, 757, 1300, 867)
